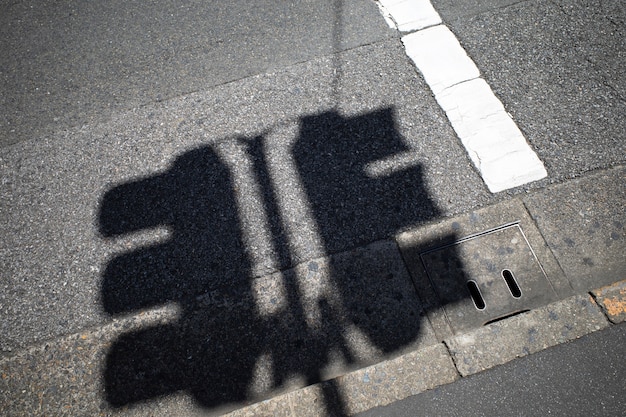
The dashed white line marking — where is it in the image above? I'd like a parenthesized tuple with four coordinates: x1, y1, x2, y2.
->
(376, 0, 547, 193)
(377, 0, 442, 32)
(436, 79, 548, 192)
(402, 25, 479, 95)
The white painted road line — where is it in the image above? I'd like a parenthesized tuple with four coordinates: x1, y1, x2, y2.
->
(402, 26, 479, 95)
(377, 0, 442, 32)
(376, 0, 548, 192)
(436, 79, 548, 192)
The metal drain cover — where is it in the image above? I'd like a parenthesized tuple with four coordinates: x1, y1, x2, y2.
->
(420, 223, 557, 334)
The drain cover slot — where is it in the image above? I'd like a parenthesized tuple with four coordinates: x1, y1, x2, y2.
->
(502, 269, 522, 298)
(420, 223, 558, 334)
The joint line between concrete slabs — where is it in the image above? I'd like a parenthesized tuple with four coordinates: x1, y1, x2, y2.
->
(441, 340, 463, 378)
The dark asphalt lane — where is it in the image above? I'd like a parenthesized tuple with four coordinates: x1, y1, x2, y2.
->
(357, 322, 626, 417)
(0, 0, 393, 146)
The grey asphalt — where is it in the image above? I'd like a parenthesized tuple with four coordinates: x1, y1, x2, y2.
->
(1, 0, 625, 416)
(357, 321, 626, 417)
(0, 0, 393, 147)
(433, 0, 626, 178)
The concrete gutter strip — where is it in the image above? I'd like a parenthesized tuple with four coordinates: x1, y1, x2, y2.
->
(3, 283, 617, 416)
(330, 343, 457, 414)
(1, 162, 624, 415)
(445, 294, 610, 376)
(226, 288, 621, 416)
(227, 343, 458, 417)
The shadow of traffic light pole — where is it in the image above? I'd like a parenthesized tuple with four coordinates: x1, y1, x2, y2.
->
(99, 108, 467, 415)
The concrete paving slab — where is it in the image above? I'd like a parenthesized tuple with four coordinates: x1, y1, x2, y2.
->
(224, 343, 457, 417)
(445, 294, 610, 376)
(254, 343, 458, 417)
(523, 165, 626, 292)
(397, 198, 572, 340)
(331, 343, 458, 415)
(230, 284, 620, 416)
(592, 280, 626, 324)
(0, 309, 193, 417)
(1, 199, 619, 417)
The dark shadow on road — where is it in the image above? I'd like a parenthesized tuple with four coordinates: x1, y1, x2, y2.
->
(99, 108, 468, 414)
(293, 108, 438, 254)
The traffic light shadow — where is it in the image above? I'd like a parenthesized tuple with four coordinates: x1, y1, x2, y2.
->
(98, 107, 468, 415)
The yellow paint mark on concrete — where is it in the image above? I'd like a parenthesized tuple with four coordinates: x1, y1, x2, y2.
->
(594, 281, 626, 322)
(602, 295, 626, 317)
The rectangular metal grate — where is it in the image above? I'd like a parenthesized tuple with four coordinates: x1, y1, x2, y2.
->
(420, 223, 558, 334)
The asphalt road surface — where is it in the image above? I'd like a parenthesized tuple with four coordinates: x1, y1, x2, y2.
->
(357, 321, 626, 417)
